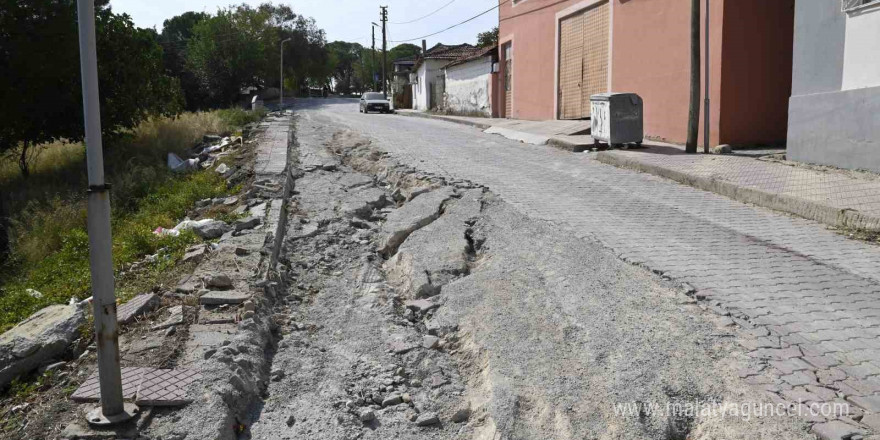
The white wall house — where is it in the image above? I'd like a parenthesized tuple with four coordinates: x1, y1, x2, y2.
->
(410, 43, 484, 112)
(788, 0, 880, 172)
(443, 49, 496, 117)
(411, 59, 447, 111)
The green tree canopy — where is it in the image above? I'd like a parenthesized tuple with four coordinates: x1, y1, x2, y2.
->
(0, 0, 182, 177)
(184, 3, 329, 106)
(160, 12, 210, 110)
(327, 41, 366, 94)
(477, 26, 499, 48)
(388, 43, 421, 62)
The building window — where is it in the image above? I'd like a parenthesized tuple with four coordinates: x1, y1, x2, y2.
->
(843, 0, 880, 11)
(503, 44, 513, 92)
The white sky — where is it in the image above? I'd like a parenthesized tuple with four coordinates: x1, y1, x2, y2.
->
(108, 0, 499, 49)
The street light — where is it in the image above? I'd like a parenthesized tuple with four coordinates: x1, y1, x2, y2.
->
(280, 38, 291, 109)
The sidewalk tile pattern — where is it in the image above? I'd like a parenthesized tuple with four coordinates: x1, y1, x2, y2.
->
(134, 368, 202, 406)
(71, 367, 148, 402)
(71, 367, 201, 406)
(606, 150, 880, 218)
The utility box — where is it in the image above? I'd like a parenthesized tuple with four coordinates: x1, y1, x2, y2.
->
(590, 93, 643, 147)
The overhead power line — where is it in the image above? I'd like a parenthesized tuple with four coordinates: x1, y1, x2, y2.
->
(390, 0, 456, 25)
(389, 0, 510, 43)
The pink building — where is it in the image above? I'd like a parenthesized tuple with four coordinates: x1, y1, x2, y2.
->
(498, 0, 794, 147)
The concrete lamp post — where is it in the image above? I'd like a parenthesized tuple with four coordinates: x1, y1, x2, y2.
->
(280, 38, 291, 109)
(75, 0, 138, 425)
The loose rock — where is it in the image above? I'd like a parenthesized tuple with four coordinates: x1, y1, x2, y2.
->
(451, 406, 470, 423)
(234, 216, 262, 232)
(193, 220, 231, 239)
(422, 335, 439, 349)
(206, 274, 233, 289)
(415, 413, 440, 427)
(0, 304, 85, 387)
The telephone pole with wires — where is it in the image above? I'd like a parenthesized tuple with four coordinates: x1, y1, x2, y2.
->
(371, 23, 379, 91)
(380, 6, 388, 98)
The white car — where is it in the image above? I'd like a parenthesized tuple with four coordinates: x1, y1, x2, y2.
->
(359, 92, 391, 114)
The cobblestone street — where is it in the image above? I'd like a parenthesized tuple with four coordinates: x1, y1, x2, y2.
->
(302, 98, 880, 437)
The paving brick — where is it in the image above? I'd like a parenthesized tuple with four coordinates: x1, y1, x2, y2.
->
(839, 362, 880, 380)
(847, 395, 880, 413)
(781, 387, 823, 404)
(839, 378, 880, 396)
(117, 293, 159, 324)
(781, 371, 819, 387)
(805, 385, 840, 401)
(770, 358, 814, 375)
(804, 355, 843, 370)
(135, 368, 202, 406)
(860, 413, 880, 432)
(71, 367, 147, 402)
(812, 420, 865, 440)
(751, 347, 803, 361)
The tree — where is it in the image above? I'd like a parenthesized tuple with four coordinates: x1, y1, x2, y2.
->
(686, 0, 700, 153)
(477, 26, 499, 48)
(160, 12, 209, 110)
(327, 41, 366, 94)
(388, 43, 421, 62)
(184, 3, 330, 106)
(0, 0, 182, 177)
(186, 7, 269, 107)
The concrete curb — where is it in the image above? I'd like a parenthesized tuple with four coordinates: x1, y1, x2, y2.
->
(395, 110, 493, 130)
(596, 151, 880, 232)
(548, 137, 590, 153)
(397, 111, 591, 152)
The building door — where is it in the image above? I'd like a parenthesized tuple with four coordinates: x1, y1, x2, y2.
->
(503, 42, 513, 118)
(558, 1, 609, 119)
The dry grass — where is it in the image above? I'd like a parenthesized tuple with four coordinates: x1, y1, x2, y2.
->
(0, 108, 264, 333)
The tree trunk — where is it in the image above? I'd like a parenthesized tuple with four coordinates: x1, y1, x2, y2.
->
(18, 139, 31, 178)
(686, 0, 701, 154)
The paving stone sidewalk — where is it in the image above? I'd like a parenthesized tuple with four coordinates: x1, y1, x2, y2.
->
(254, 113, 291, 177)
(307, 99, 880, 438)
(597, 146, 880, 232)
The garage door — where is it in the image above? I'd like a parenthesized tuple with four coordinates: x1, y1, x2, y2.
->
(558, 1, 610, 120)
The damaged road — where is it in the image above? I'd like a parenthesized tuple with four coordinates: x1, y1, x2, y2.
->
(238, 112, 812, 439)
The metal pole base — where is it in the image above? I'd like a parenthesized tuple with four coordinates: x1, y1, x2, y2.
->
(86, 403, 139, 426)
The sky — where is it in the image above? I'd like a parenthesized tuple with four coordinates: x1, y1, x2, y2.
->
(108, 0, 499, 49)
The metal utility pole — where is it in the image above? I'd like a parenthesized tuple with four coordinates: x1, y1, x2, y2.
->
(280, 38, 291, 108)
(371, 23, 379, 91)
(703, 0, 710, 154)
(380, 6, 388, 98)
(685, 0, 701, 154)
(75, 0, 138, 425)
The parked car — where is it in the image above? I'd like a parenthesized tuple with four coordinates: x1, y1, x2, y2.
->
(359, 92, 391, 114)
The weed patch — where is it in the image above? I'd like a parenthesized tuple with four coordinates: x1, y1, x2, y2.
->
(0, 108, 260, 333)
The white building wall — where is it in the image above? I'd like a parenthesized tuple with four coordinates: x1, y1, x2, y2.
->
(412, 60, 448, 111)
(842, 5, 880, 90)
(444, 57, 492, 116)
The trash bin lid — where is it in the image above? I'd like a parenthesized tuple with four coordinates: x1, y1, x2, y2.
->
(590, 93, 642, 105)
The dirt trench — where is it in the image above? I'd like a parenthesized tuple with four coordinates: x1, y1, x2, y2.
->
(243, 116, 812, 440)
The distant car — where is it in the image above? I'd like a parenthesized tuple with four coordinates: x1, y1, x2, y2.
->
(359, 92, 391, 114)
